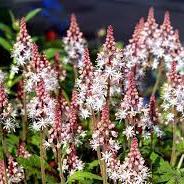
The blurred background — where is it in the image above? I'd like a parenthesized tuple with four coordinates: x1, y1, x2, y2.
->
(1, 0, 184, 65)
(1, 0, 184, 41)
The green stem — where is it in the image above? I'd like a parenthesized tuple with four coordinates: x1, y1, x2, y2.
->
(170, 120, 177, 166)
(97, 147, 108, 184)
(177, 154, 184, 170)
(57, 148, 65, 184)
(40, 130, 46, 184)
(22, 90, 27, 142)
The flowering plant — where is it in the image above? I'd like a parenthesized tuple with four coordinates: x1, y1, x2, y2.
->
(0, 7, 183, 184)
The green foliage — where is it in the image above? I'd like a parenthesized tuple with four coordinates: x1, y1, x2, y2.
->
(25, 8, 42, 22)
(151, 152, 184, 183)
(66, 171, 102, 184)
(0, 37, 12, 51)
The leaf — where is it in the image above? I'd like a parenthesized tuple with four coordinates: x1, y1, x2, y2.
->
(66, 171, 102, 184)
(25, 9, 42, 22)
(0, 37, 12, 51)
(17, 155, 51, 171)
(0, 23, 13, 39)
(85, 160, 99, 171)
(44, 48, 60, 59)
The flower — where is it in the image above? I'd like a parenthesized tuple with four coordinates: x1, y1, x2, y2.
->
(120, 137, 150, 183)
(63, 14, 86, 68)
(123, 126, 135, 139)
(11, 18, 33, 72)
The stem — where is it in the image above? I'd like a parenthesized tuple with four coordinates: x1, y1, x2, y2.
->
(177, 154, 184, 170)
(22, 90, 27, 142)
(0, 125, 8, 184)
(170, 119, 177, 166)
(57, 148, 65, 184)
(151, 61, 163, 96)
(40, 130, 46, 184)
(97, 147, 108, 184)
(73, 65, 78, 83)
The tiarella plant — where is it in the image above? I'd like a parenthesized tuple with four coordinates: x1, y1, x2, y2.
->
(0, 7, 184, 184)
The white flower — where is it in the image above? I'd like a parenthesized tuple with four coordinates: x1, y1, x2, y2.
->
(101, 151, 112, 163)
(166, 113, 174, 122)
(123, 126, 135, 139)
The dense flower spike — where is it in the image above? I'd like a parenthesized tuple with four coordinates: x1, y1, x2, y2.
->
(161, 61, 184, 122)
(141, 95, 163, 138)
(76, 48, 94, 118)
(26, 45, 58, 131)
(62, 144, 84, 175)
(11, 17, 33, 73)
(91, 103, 119, 151)
(25, 44, 58, 93)
(17, 141, 31, 158)
(0, 160, 6, 184)
(7, 156, 24, 183)
(63, 14, 86, 68)
(91, 103, 121, 181)
(116, 70, 143, 123)
(89, 25, 124, 111)
(0, 78, 17, 132)
(120, 137, 150, 183)
(54, 53, 66, 81)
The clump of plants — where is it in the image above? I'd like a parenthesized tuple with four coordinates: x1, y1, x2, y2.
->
(0, 7, 184, 184)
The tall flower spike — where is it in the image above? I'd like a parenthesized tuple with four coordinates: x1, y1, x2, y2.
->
(116, 70, 143, 124)
(91, 103, 119, 152)
(0, 160, 6, 183)
(90, 25, 124, 111)
(168, 61, 181, 86)
(62, 144, 84, 175)
(63, 14, 86, 68)
(7, 156, 24, 183)
(77, 48, 94, 119)
(54, 53, 66, 81)
(162, 11, 172, 33)
(120, 137, 149, 183)
(103, 25, 116, 53)
(149, 95, 158, 126)
(11, 17, 33, 69)
(0, 80, 17, 132)
(17, 141, 31, 158)
(161, 60, 184, 122)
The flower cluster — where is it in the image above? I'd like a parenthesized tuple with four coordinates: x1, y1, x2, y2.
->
(53, 53, 66, 82)
(0, 74, 17, 132)
(76, 48, 94, 119)
(17, 141, 31, 158)
(120, 138, 150, 183)
(26, 45, 57, 131)
(123, 7, 184, 74)
(62, 144, 84, 175)
(46, 91, 85, 174)
(11, 18, 33, 73)
(86, 26, 124, 112)
(0, 156, 25, 184)
(25, 44, 58, 93)
(161, 61, 184, 123)
(116, 70, 143, 123)
(7, 156, 24, 183)
(63, 14, 87, 68)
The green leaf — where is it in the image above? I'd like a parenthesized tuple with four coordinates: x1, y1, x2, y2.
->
(17, 155, 51, 171)
(85, 160, 99, 171)
(25, 8, 42, 22)
(0, 37, 12, 51)
(44, 48, 60, 59)
(0, 23, 13, 39)
(66, 171, 102, 184)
